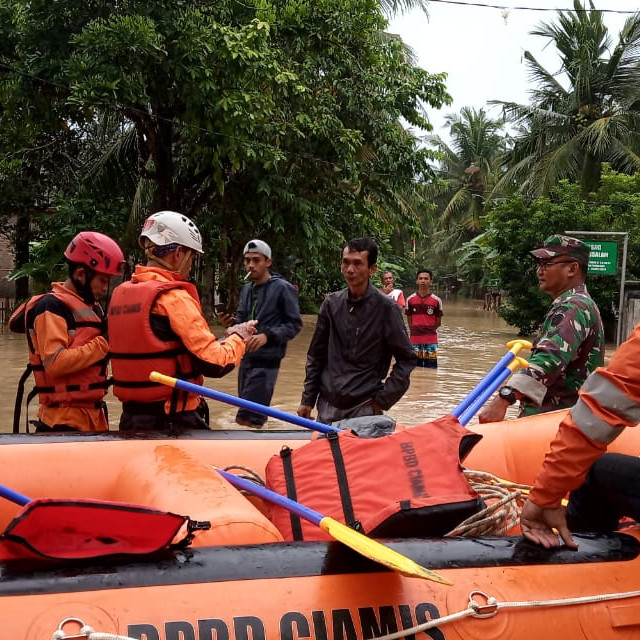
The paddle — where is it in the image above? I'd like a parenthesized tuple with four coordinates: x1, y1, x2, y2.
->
(150, 371, 339, 433)
(451, 339, 532, 421)
(151, 338, 531, 433)
(457, 356, 529, 425)
(214, 467, 452, 585)
(0, 484, 30, 506)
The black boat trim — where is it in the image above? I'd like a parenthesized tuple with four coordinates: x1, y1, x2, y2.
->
(0, 533, 638, 597)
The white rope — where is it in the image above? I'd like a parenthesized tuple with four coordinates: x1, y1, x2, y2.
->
(86, 633, 138, 640)
(370, 603, 478, 640)
(372, 588, 640, 640)
(51, 619, 137, 640)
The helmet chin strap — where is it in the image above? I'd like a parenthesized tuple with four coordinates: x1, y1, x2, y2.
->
(71, 270, 97, 305)
(176, 249, 194, 274)
(145, 246, 192, 275)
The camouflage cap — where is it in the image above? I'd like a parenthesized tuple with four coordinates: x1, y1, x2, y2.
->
(530, 235, 590, 266)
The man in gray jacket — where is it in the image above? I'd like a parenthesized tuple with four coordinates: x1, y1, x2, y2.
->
(297, 237, 416, 424)
(226, 239, 302, 427)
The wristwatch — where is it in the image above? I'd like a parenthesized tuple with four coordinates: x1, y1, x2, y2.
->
(498, 386, 517, 405)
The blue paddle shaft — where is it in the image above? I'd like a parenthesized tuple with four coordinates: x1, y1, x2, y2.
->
(458, 367, 512, 425)
(169, 378, 340, 434)
(216, 468, 323, 525)
(0, 485, 30, 506)
(451, 351, 516, 419)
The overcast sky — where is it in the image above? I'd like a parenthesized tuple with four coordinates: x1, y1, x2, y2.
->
(388, 1, 640, 144)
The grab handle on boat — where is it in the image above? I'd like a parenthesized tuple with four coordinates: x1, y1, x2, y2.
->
(213, 466, 452, 585)
(149, 371, 341, 433)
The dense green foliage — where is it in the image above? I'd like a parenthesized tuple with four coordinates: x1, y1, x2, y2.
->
(493, 0, 640, 197)
(481, 169, 640, 336)
(3, 0, 640, 334)
(0, 0, 450, 307)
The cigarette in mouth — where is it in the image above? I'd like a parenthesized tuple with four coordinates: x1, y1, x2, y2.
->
(244, 272, 251, 280)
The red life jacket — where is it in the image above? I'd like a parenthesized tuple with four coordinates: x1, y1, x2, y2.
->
(108, 279, 203, 409)
(20, 290, 109, 408)
(265, 415, 483, 541)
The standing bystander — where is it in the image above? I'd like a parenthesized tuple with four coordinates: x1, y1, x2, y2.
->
(479, 235, 604, 423)
(405, 269, 443, 368)
(220, 239, 302, 428)
(297, 237, 416, 424)
(380, 270, 405, 307)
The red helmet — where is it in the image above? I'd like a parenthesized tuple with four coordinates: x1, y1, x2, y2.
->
(64, 232, 125, 276)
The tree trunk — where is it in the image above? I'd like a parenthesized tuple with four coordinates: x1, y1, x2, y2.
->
(14, 211, 31, 300)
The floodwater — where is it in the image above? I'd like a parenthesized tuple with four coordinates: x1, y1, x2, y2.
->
(0, 298, 530, 433)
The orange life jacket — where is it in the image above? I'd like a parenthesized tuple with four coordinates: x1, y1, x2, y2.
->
(265, 415, 483, 541)
(108, 279, 203, 410)
(19, 290, 109, 408)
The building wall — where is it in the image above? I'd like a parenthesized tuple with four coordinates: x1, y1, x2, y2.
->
(0, 236, 17, 298)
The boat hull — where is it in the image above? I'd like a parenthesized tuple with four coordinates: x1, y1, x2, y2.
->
(2, 412, 640, 639)
(4, 532, 640, 640)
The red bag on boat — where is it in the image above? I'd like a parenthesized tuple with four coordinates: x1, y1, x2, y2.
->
(0, 498, 208, 561)
(265, 415, 483, 541)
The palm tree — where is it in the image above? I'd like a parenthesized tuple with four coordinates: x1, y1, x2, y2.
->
(493, 0, 640, 197)
(428, 107, 507, 235)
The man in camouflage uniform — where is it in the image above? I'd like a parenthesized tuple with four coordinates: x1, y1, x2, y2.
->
(479, 235, 604, 422)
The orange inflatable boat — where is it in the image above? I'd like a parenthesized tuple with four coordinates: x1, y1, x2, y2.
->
(2, 411, 640, 640)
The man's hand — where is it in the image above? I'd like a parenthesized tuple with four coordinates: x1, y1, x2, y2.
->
(217, 311, 234, 328)
(245, 333, 268, 353)
(478, 396, 509, 423)
(381, 283, 394, 295)
(225, 320, 257, 341)
(520, 498, 577, 549)
(297, 405, 313, 419)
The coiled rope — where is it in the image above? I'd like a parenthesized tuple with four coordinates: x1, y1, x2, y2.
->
(223, 465, 266, 486)
(446, 469, 530, 536)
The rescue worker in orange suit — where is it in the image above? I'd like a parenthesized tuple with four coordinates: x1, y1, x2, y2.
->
(521, 322, 640, 548)
(108, 210, 256, 431)
(10, 231, 125, 433)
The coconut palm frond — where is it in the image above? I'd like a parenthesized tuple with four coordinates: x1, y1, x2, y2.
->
(379, 0, 428, 18)
(498, 0, 640, 195)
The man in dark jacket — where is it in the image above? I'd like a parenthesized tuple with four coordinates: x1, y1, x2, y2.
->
(297, 237, 417, 424)
(226, 239, 302, 427)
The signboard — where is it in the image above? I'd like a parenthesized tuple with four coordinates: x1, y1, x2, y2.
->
(586, 240, 618, 275)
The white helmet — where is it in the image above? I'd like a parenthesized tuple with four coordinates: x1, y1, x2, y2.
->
(139, 211, 203, 254)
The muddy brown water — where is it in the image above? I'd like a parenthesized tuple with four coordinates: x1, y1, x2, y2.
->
(0, 298, 542, 433)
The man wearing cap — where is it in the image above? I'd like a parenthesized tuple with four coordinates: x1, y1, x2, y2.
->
(479, 235, 604, 423)
(222, 239, 302, 427)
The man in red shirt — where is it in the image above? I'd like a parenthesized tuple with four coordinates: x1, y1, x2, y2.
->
(405, 268, 443, 368)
